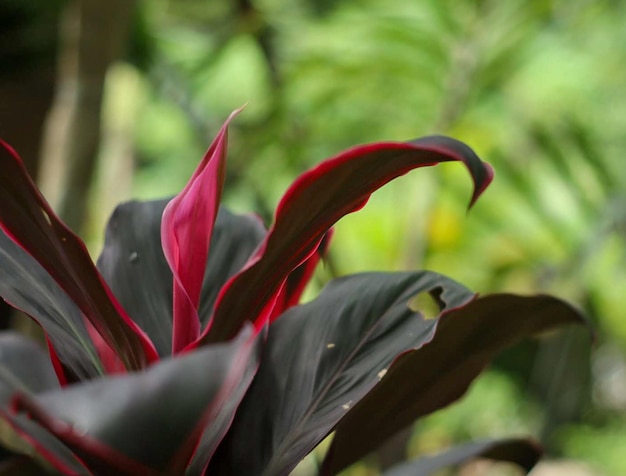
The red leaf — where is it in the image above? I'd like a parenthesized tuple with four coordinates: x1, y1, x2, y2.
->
(203, 136, 494, 343)
(161, 109, 242, 353)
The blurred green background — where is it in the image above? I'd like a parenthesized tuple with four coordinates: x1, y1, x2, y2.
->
(1, 0, 625, 474)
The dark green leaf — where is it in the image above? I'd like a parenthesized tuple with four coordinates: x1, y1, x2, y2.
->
(0, 333, 59, 404)
(321, 294, 589, 475)
(382, 438, 542, 476)
(5, 326, 261, 475)
(0, 334, 66, 473)
(209, 271, 475, 476)
(97, 198, 174, 356)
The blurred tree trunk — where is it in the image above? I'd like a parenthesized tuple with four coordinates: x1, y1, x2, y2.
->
(0, 1, 61, 178)
(39, 0, 136, 234)
(0, 1, 62, 330)
(0, 66, 55, 181)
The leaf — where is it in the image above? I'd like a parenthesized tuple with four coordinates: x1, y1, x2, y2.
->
(0, 232, 102, 380)
(161, 109, 241, 353)
(0, 333, 66, 473)
(196, 210, 267, 330)
(4, 326, 261, 475)
(0, 333, 59, 405)
(205, 135, 493, 342)
(97, 199, 266, 356)
(184, 329, 264, 475)
(0, 413, 90, 475)
(381, 438, 542, 476)
(97, 198, 174, 356)
(321, 294, 589, 475)
(0, 140, 157, 372)
(208, 271, 475, 476)
(268, 230, 333, 322)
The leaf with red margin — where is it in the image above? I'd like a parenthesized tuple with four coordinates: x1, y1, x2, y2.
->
(208, 271, 475, 476)
(320, 294, 589, 475)
(0, 231, 102, 380)
(0, 140, 157, 372)
(0, 333, 72, 473)
(381, 438, 542, 476)
(161, 109, 242, 353)
(204, 135, 493, 343)
(0, 413, 93, 475)
(3, 325, 260, 476)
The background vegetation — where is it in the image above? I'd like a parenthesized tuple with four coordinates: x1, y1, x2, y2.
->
(1, 0, 625, 474)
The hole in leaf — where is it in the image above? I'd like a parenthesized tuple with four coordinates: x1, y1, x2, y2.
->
(407, 290, 442, 320)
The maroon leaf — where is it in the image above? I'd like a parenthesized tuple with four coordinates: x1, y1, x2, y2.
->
(0, 140, 157, 371)
(161, 109, 240, 353)
(204, 136, 493, 342)
(382, 438, 542, 476)
(321, 294, 589, 475)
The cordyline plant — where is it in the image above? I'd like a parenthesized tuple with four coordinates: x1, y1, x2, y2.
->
(0, 109, 585, 476)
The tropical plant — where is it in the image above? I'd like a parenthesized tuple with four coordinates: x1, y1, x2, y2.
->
(0, 110, 585, 475)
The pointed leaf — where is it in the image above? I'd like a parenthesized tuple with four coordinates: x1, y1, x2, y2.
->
(206, 136, 493, 342)
(321, 294, 589, 475)
(0, 231, 102, 380)
(161, 110, 241, 353)
(382, 438, 542, 476)
(7, 325, 260, 475)
(0, 140, 157, 371)
(209, 271, 475, 476)
(97, 199, 266, 356)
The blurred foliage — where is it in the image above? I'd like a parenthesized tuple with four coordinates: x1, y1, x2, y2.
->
(4, 0, 625, 473)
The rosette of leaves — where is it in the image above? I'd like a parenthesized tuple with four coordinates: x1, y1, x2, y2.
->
(0, 110, 586, 475)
